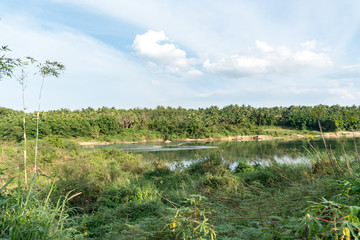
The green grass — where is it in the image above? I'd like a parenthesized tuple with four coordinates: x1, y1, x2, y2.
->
(0, 173, 82, 239)
(261, 126, 320, 137)
(1, 138, 359, 239)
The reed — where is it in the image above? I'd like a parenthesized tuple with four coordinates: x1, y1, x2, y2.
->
(0, 172, 79, 239)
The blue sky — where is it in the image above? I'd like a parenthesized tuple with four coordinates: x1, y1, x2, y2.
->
(1, 0, 360, 111)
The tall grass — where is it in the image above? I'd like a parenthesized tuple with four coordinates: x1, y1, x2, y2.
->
(0, 172, 81, 239)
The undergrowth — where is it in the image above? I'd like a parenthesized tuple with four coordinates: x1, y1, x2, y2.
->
(0, 171, 83, 239)
(1, 137, 360, 239)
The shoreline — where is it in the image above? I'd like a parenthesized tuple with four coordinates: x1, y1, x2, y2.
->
(78, 131, 360, 146)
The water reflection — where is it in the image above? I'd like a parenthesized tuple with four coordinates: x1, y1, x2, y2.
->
(96, 142, 217, 153)
(94, 137, 360, 168)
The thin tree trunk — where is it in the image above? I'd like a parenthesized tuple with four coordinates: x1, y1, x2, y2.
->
(18, 69, 27, 185)
(34, 77, 45, 174)
(23, 115, 27, 185)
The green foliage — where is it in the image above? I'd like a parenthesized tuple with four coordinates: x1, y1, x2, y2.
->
(0, 173, 82, 239)
(98, 178, 160, 207)
(235, 217, 300, 239)
(234, 160, 256, 173)
(1, 104, 359, 142)
(95, 115, 122, 136)
(50, 147, 153, 211)
(38, 60, 65, 78)
(1, 133, 360, 239)
(298, 199, 360, 239)
(0, 122, 23, 142)
(0, 45, 21, 79)
(160, 195, 217, 240)
(187, 150, 229, 175)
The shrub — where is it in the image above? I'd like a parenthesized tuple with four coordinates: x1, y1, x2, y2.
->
(298, 199, 360, 239)
(187, 151, 229, 176)
(160, 195, 217, 240)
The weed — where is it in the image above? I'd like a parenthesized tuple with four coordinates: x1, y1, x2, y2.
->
(0, 172, 82, 239)
(298, 199, 360, 239)
(160, 194, 217, 240)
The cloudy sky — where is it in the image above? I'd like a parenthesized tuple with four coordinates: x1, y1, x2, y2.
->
(1, 0, 360, 111)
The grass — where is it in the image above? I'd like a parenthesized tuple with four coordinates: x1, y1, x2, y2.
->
(1, 137, 360, 239)
(0, 173, 82, 239)
(261, 126, 320, 137)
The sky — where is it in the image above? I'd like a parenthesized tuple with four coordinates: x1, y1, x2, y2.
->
(1, 0, 360, 111)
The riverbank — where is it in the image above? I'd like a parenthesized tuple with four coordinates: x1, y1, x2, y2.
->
(78, 131, 360, 146)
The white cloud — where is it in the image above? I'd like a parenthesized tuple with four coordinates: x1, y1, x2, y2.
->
(301, 40, 317, 50)
(0, 15, 192, 110)
(133, 30, 188, 67)
(196, 90, 231, 98)
(4, 1, 359, 108)
(292, 50, 332, 68)
(52, 0, 263, 56)
(132, 30, 201, 77)
(204, 41, 333, 78)
(203, 56, 268, 77)
(341, 63, 360, 71)
(186, 69, 203, 77)
(325, 63, 360, 80)
(329, 88, 357, 100)
(255, 40, 273, 53)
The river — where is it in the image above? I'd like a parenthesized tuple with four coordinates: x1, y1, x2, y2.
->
(92, 137, 360, 170)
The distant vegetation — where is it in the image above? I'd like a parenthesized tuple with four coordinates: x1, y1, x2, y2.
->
(0, 104, 359, 142)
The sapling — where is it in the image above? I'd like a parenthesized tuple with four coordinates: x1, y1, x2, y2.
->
(1, 45, 28, 183)
(34, 60, 65, 174)
(16, 67, 28, 185)
(1, 47, 65, 178)
(14, 57, 38, 185)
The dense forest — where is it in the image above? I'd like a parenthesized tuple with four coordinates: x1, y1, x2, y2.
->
(0, 104, 359, 141)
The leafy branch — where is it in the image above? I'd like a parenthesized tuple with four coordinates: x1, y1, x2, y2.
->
(0, 45, 21, 79)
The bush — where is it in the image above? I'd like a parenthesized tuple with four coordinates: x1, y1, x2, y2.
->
(187, 151, 229, 175)
(298, 199, 360, 239)
(159, 195, 217, 240)
(97, 178, 160, 207)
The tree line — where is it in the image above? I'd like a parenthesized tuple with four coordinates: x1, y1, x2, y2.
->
(0, 104, 359, 141)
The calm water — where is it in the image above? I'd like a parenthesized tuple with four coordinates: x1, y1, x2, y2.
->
(91, 137, 360, 169)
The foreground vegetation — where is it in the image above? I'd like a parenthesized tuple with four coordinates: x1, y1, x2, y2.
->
(1, 137, 360, 239)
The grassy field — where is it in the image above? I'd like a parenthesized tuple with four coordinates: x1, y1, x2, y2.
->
(1, 137, 360, 239)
